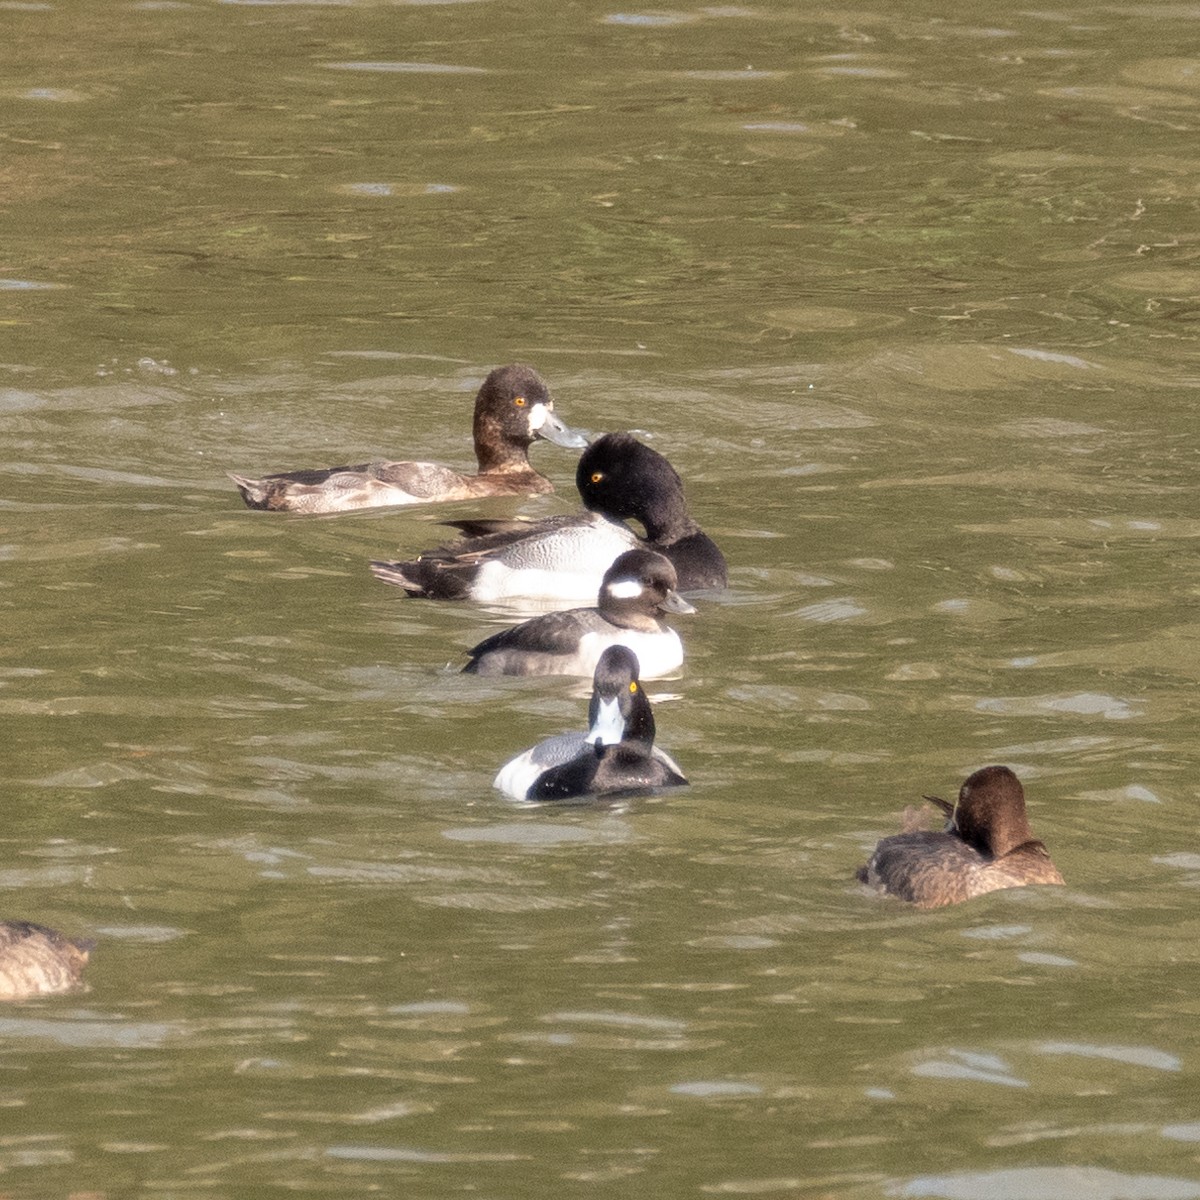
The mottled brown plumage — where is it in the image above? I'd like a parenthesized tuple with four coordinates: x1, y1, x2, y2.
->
(0, 921, 92, 1000)
(857, 766, 1064, 909)
(230, 363, 586, 514)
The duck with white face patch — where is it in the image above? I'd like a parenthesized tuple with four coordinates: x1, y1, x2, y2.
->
(230, 363, 587, 514)
(462, 549, 694, 678)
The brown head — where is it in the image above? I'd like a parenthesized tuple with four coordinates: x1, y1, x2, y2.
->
(929, 765, 1038, 859)
(471, 364, 584, 473)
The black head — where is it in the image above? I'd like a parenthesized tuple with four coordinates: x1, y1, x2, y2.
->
(587, 644, 655, 747)
(597, 549, 695, 620)
(576, 433, 689, 527)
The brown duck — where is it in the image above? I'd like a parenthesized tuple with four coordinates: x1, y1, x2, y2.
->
(230, 363, 586, 514)
(0, 921, 92, 1000)
(857, 765, 1064, 908)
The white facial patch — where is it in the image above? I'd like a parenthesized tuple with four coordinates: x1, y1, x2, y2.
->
(587, 696, 626, 746)
(527, 402, 548, 431)
(605, 579, 644, 600)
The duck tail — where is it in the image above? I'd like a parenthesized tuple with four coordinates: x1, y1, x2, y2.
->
(368, 560, 425, 596)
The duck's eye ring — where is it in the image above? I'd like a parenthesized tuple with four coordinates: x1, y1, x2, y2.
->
(629, 681, 638, 694)
(514, 396, 526, 407)
(590, 471, 603, 483)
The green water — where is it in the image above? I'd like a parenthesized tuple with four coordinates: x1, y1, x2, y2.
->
(2, 1, 1200, 1196)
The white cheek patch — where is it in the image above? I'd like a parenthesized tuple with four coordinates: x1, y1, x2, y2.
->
(605, 579, 644, 600)
(527, 402, 548, 431)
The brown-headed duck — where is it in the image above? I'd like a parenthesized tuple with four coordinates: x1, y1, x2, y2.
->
(857, 765, 1064, 908)
(462, 548, 693, 678)
(0, 920, 92, 1000)
(230, 363, 586, 514)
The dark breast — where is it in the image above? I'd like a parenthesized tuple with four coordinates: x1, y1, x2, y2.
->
(663, 531, 728, 590)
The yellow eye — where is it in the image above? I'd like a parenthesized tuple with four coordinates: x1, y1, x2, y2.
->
(514, 396, 526, 407)
(591, 471, 603, 483)
(629, 681, 638, 694)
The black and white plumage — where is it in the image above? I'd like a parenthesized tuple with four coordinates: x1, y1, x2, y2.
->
(462, 549, 694, 678)
(370, 432, 727, 603)
(494, 645, 687, 801)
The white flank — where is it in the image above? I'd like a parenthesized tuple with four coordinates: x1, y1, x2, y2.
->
(472, 560, 602, 603)
(576, 630, 683, 680)
(494, 732, 588, 799)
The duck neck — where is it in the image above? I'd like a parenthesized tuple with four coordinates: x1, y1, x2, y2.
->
(473, 412, 528, 474)
(987, 811, 1038, 859)
(638, 492, 699, 544)
(623, 690, 656, 746)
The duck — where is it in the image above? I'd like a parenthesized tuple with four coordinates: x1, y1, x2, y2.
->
(369, 431, 727, 602)
(229, 363, 587, 514)
(462, 548, 693, 678)
(856, 765, 1065, 909)
(0, 920, 92, 1000)
(494, 645, 687, 801)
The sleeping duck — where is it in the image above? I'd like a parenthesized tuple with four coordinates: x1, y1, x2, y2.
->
(494, 644, 687, 801)
(370, 432, 727, 602)
(230, 363, 586, 514)
(857, 765, 1065, 908)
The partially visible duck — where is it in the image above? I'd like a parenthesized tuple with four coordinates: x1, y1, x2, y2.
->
(494, 644, 687, 801)
(857, 765, 1065, 908)
(0, 921, 92, 1000)
(370, 432, 727, 602)
(462, 548, 693, 678)
(230, 363, 587, 514)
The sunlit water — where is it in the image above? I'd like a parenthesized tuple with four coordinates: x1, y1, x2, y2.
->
(1, 0, 1199, 1196)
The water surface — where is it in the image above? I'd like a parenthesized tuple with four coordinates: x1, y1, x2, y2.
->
(2, 0, 1199, 1196)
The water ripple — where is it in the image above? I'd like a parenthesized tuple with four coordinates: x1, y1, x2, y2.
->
(891, 1167, 1200, 1199)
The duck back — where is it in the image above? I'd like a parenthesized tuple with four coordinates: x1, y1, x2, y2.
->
(0, 921, 92, 1000)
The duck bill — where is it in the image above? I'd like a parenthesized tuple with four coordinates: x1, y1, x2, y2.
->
(532, 404, 589, 449)
(922, 793, 957, 831)
(659, 589, 696, 615)
(586, 696, 626, 746)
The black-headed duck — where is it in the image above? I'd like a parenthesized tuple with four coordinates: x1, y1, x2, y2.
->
(370, 432, 727, 601)
(230, 363, 587, 514)
(494, 644, 687, 801)
(857, 765, 1064, 908)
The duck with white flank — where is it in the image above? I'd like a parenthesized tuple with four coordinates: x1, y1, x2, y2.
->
(370, 432, 726, 603)
(462, 549, 693, 678)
